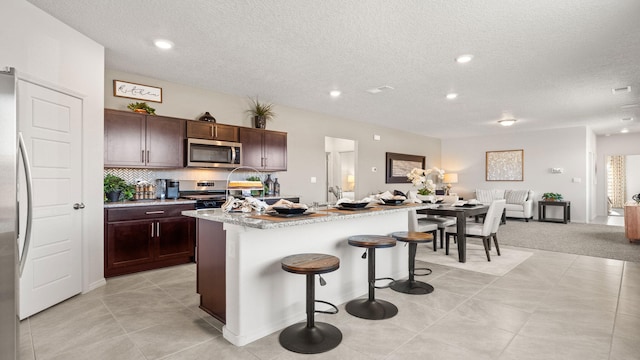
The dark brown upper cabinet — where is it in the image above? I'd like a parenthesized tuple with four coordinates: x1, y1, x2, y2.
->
(104, 109, 185, 168)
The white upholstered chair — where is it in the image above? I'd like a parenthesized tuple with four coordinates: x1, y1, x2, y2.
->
(444, 199, 507, 261)
(408, 210, 438, 251)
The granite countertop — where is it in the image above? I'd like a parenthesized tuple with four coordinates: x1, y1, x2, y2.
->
(182, 203, 435, 230)
(104, 199, 197, 208)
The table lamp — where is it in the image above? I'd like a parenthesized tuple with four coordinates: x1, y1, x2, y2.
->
(443, 173, 458, 195)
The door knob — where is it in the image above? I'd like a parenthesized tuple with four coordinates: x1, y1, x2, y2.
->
(73, 203, 85, 209)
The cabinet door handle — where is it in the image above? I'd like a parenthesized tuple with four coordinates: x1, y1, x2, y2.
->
(145, 210, 165, 215)
(156, 222, 160, 237)
(151, 222, 155, 237)
(146, 150, 150, 163)
(214, 126, 218, 138)
(141, 150, 145, 163)
(210, 126, 214, 138)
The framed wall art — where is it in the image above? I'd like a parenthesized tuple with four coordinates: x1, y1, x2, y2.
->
(113, 80, 163, 103)
(486, 149, 524, 181)
(385, 152, 425, 183)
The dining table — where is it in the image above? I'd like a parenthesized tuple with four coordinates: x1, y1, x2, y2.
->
(417, 204, 490, 263)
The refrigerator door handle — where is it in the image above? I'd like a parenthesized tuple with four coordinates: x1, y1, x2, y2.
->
(18, 132, 34, 277)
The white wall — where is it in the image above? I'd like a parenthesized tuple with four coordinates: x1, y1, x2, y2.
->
(105, 69, 442, 203)
(0, 0, 105, 291)
(595, 132, 640, 216)
(442, 126, 590, 222)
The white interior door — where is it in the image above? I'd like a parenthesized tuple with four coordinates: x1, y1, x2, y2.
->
(18, 80, 82, 319)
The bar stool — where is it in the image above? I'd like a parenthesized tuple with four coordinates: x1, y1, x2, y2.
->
(390, 231, 434, 295)
(345, 235, 398, 320)
(279, 253, 342, 354)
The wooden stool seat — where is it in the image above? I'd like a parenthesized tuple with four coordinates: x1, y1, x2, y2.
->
(281, 253, 340, 275)
(390, 231, 433, 243)
(390, 232, 434, 295)
(345, 235, 398, 320)
(279, 253, 341, 354)
(347, 235, 397, 248)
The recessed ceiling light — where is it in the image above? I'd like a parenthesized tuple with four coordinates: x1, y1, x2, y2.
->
(621, 117, 633, 122)
(329, 90, 341, 97)
(612, 86, 631, 94)
(154, 39, 174, 49)
(621, 128, 629, 133)
(455, 54, 474, 63)
(446, 93, 458, 100)
(498, 119, 517, 127)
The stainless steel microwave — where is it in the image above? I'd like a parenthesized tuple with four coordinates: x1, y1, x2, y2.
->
(186, 138, 242, 168)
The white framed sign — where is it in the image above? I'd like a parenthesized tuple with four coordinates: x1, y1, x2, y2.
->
(113, 80, 162, 103)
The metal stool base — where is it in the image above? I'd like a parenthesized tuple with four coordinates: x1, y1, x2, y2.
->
(345, 298, 398, 320)
(279, 322, 342, 354)
(390, 279, 434, 295)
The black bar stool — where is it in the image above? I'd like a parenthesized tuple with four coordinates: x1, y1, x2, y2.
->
(390, 231, 434, 295)
(279, 253, 342, 354)
(345, 235, 398, 320)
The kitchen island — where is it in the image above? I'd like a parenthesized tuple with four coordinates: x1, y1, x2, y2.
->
(182, 203, 434, 346)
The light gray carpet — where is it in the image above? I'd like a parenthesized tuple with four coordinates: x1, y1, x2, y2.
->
(497, 220, 640, 262)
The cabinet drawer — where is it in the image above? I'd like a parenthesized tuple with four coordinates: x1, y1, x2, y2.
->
(106, 204, 195, 222)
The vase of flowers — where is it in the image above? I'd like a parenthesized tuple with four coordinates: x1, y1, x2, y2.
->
(407, 167, 445, 196)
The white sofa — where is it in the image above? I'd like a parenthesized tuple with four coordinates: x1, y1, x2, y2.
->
(475, 189, 534, 222)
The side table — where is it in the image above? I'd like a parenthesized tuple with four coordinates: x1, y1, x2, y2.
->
(538, 201, 571, 224)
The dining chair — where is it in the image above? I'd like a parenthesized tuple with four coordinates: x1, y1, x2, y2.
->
(444, 200, 506, 261)
(417, 195, 458, 249)
(408, 210, 438, 251)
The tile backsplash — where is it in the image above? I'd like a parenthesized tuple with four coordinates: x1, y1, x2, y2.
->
(104, 168, 274, 184)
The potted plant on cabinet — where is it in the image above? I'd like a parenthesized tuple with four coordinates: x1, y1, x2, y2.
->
(104, 174, 129, 202)
(246, 97, 275, 129)
(127, 101, 156, 115)
(542, 192, 563, 201)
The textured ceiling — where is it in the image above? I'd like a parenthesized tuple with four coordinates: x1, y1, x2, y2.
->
(27, 0, 640, 138)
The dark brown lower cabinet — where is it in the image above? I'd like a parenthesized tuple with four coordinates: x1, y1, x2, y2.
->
(196, 219, 226, 323)
(104, 204, 195, 277)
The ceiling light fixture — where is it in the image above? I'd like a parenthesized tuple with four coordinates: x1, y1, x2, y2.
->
(154, 39, 174, 49)
(446, 93, 458, 100)
(329, 90, 341, 97)
(366, 85, 394, 94)
(620, 128, 629, 133)
(498, 119, 517, 127)
(455, 54, 474, 63)
(611, 86, 631, 94)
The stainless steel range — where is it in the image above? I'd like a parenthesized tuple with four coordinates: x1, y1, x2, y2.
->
(179, 180, 227, 209)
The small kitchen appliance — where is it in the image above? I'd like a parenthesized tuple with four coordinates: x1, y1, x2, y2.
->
(156, 179, 167, 199)
(166, 179, 180, 199)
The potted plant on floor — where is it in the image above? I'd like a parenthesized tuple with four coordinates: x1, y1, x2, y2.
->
(246, 97, 275, 129)
(542, 192, 563, 201)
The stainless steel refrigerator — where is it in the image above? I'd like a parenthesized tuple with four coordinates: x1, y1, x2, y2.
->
(0, 67, 32, 359)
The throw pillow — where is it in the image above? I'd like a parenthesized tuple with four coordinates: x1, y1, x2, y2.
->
(505, 190, 529, 204)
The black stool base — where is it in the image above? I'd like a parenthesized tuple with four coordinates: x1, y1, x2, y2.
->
(390, 279, 434, 295)
(345, 298, 398, 320)
(279, 322, 342, 354)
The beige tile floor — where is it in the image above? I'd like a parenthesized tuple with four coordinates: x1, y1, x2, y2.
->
(20, 244, 640, 360)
